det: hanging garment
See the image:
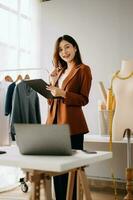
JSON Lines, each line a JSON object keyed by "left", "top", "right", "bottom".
{"left": 0, "top": 80, "right": 11, "bottom": 145}
{"left": 11, "top": 81, "right": 41, "bottom": 140}
{"left": 4, "top": 82, "right": 16, "bottom": 140}
{"left": 5, "top": 82, "right": 16, "bottom": 116}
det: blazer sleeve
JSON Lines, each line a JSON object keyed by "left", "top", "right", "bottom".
{"left": 63, "top": 66, "right": 92, "bottom": 106}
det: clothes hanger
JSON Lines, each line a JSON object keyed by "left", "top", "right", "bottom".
{"left": 15, "top": 74, "right": 23, "bottom": 83}
{"left": 5, "top": 75, "right": 14, "bottom": 82}
{"left": 24, "top": 74, "right": 30, "bottom": 80}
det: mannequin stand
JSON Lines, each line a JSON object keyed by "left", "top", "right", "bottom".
{"left": 124, "top": 168, "right": 133, "bottom": 200}
{"left": 123, "top": 129, "right": 133, "bottom": 200}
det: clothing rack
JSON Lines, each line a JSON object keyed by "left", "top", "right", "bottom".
{"left": 0, "top": 67, "right": 43, "bottom": 72}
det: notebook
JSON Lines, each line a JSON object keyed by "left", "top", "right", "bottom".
{"left": 14, "top": 124, "right": 72, "bottom": 156}
{"left": 24, "top": 79, "right": 55, "bottom": 99}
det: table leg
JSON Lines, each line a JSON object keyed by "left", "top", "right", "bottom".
{"left": 78, "top": 167, "right": 92, "bottom": 200}
{"left": 28, "top": 171, "right": 59, "bottom": 200}
{"left": 66, "top": 170, "right": 76, "bottom": 200}
{"left": 27, "top": 167, "right": 92, "bottom": 200}
{"left": 43, "top": 174, "right": 52, "bottom": 200}
{"left": 29, "top": 171, "right": 41, "bottom": 200}
{"left": 77, "top": 170, "right": 83, "bottom": 200}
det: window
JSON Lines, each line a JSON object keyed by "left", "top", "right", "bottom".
{"left": 0, "top": 0, "right": 41, "bottom": 70}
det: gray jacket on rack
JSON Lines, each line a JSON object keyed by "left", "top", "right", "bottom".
{"left": 11, "top": 81, "right": 41, "bottom": 139}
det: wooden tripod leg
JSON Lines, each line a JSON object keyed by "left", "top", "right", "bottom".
{"left": 77, "top": 170, "right": 83, "bottom": 200}
{"left": 66, "top": 170, "right": 76, "bottom": 200}
{"left": 43, "top": 174, "right": 52, "bottom": 200}
{"left": 29, "top": 171, "right": 41, "bottom": 200}
{"left": 78, "top": 168, "right": 92, "bottom": 200}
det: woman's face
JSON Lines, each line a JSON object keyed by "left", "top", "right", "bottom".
{"left": 59, "top": 40, "right": 77, "bottom": 64}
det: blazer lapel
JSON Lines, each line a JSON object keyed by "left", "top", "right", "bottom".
{"left": 62, "top": 65, "right": 81, "bottom": 89}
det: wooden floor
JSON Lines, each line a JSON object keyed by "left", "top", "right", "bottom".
{"left": 0, "top": 185, "right": 126, "bottom": 200}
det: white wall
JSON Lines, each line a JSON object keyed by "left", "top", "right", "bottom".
{"left": 41, "top": 0, "right": 133, "bottom": 133}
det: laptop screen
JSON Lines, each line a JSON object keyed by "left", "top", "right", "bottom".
{"left": 14, "top": 124, "right": 72, "bottom": 156}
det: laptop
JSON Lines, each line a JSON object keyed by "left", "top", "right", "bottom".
{"left": 14, "top": 124, "right": 72, "bottom": 156}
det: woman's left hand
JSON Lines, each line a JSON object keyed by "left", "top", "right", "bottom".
{"left": 46, "top": 85, "right": 66, "bottom": 98}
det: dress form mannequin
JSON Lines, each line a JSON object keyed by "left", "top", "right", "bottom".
{"left": 112, "top": 60, "right": 133, "bottom": 141}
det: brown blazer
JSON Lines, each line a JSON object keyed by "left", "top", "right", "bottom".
{"left": 46, "top": 64, "right": 92, "bottom": 136}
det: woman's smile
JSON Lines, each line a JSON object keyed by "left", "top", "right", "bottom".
{"left": 59, "top": 40, "right": 77, "bottom": 63}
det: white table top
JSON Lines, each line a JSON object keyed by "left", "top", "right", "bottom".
{"left": 0, "top": 145, "right": 112, "bottom": 172}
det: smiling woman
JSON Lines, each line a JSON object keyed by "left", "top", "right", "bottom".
{"left": 46, "top": 34, "right": 92, "bottom": 200}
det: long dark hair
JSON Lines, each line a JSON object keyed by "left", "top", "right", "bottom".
{"left": 53, "top": 35, "right": 82, "bottom": 70}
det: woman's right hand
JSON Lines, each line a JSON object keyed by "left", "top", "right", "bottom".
{"left": 49, "top": 75, "right": 57, "bottom": 86}
{"left": 46, "top": 85, "right": 66, "bottom": 98}
{"left": 49, "top": 69, "right": 58, "bottom": 86}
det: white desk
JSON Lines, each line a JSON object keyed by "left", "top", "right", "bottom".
{"left": 0, "top": 145, "right": 112, "bottom": 200}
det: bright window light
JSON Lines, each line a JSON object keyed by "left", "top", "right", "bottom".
{"left": 0, "top": 0, "right": 18, "bottom": 11}
{"left": 20, "top": 0, "right": 30, "bottom": 16}
{"left": 9, "top": 13, "right": 18, "bottom": 47}
{"left": 0, "top": 0, "right": 41, "bottom": 70}
{"left": 20, "top": 17, "right": 31, "bottom": 50}
{"left": 0, "top": 8, "right": 8, "bottom": 44}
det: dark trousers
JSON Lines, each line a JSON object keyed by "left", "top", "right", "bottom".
{"left": 54, "top": 134, "right": 84, "bottom": 200}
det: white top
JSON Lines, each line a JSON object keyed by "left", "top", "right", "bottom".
{"left": 58, "top": 66, "right": 72, "bottom": 88}
{"left": 0, "top": 145, "right": 112, "bottom": 172}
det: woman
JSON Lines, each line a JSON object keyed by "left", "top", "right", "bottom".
{"left": 46, "top": 35, "right": 92, "bottom": 200}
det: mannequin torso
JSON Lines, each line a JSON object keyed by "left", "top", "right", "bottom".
{"left": 112, "top": 60, "right": 133, "bottom": 141}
